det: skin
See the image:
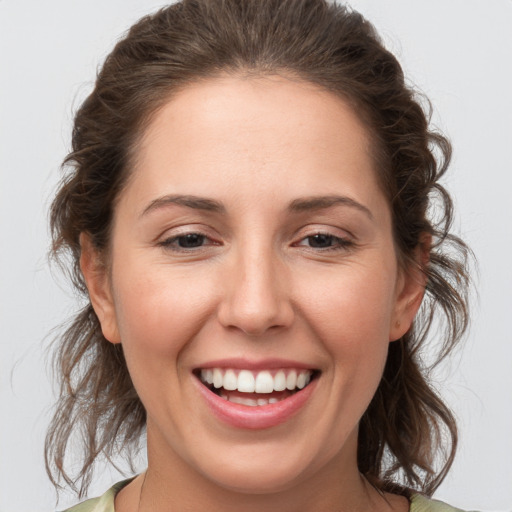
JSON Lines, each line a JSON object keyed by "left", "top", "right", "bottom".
{"left": 81, "top": 75, "right": 425, "bottom": 512}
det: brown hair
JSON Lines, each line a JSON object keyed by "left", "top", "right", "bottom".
{"left": 47, "top": 0, "right": 471, "bottom": 498}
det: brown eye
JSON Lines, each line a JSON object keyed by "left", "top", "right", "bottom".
{"left": 294, "top": 232, "right": 354, "bottom": 253}
{"left": 307, "top": 234, "right": 336, "bottom": 248}
{"left": 160, "top": 233, "right": 212, "bottom": 251}
{"left": 176, "top": 233, "right": 207, "bottom": 248}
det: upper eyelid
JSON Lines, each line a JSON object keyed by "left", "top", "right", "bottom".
{"left": 294, "top": 233, "right": 352, "bottom": 248}
{"left": 297, "top": 232, "right": 349, "bottom": 241}
{"left": 157, "top": 223, "right": 219, "bottom": 240}
{"left": 158, "top": 233, "right": 220, "bottom": 254}
{"left": 160, "top": 232, "right": 217, "bottom": 244}
{"left": 292, "top": 224, "right": 354, "bottom": 240}
{"left": 155, "top": 223, "right": 354, "bottom": 243}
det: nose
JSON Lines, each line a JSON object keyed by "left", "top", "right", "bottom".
{"left": 217, "top": 247, "right": 294, "bottom": 337}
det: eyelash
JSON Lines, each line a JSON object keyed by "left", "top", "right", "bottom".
{"left": 158, "top": 231, "right": 353, "bottom": 253}
{"left": 158, "top": 232, "right": 218, "bottom": 252}
{"left": 294, "top": 233, "right": 354, "bottom": 252}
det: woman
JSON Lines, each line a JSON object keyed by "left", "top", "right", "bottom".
{"left": 46, "top": 1, "right": 471, "bottom": 510}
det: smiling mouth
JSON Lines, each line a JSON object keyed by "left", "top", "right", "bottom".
{"left": 196, "top": 368, "right": 319, "bottom": 406}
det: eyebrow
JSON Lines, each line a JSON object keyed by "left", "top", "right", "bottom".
{"left": 140, "top": 193, "right": 373, "bottom": 220}
{"left": 141, "top": 194, "right": 226, "bottom": 217}
{"left": 288, "top": 195, "right": 374, "bottom": 220}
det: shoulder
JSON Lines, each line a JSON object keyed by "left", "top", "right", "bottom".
{"left": 410, "top": 494, "right": 477, "bottom": 512}
{"left": 60, "top": 479, "right": 134, "bottom": 512}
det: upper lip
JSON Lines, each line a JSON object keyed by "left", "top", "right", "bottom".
{"left": 194, "top": 358, "right": 317, "bottom": 371}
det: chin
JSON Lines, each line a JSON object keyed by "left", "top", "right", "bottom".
{"left": 186, "top": 435, "right": 334, "bottom": 497}
{"left": 204, "top": 461, "right": 308, "bottom": 495}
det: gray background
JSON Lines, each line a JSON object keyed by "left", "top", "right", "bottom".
{"left": 1, "top": 1, "right": 511, "bottom": 510}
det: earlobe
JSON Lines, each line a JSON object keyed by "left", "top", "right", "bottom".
{"left": 389, "top": 234, "right": 431, "bottom": 342}
{"left": 79, "top": 233, "right": 121, "bottom": 344}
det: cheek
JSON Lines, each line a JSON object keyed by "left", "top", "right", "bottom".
{"left": 110, "top": 261, "right": 219, "bottom": 365}
{"left": 296, "top": 261, "right": 397, "bottom": 413}
{"left": 109, "top": 264, "right": 223, "bottom": 422}
{"left": 298, "top": 263, "right": 397, "bottom": 348}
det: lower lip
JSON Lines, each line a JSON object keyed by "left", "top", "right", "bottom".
{"left": 195, "top": 377, "right": 318, "bottom": 430}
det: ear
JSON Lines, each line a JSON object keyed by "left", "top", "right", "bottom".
{"left": 80, "top": 233, "right": 121, "bottom": 344}
{"left": 389, "top": 233, "right": 431, "bottom": 342}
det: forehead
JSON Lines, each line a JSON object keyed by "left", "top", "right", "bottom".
{"left": 138, "top": 74, "right": 373, "bottom": 159}
{"left": 124, "top": 74, "right": 386, "bottom": 216}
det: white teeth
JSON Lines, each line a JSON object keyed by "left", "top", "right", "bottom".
{"left": 201, "top": 369, "right": 214, "bottom": 385}
{"left": 237, "top": 370, "right": 255, "bottom": 392}
{"left": 213, "top": 368, "right": 223, "bottom": 389}
{"left": 200, "top": 368, "right": 314, "bottom": 394}
{"left": 229, "top": 396, "right": 258, "bottom": 406}
{"left": 223, "top": 369, "right": 238, "bottom": 391}
{"left": 218, "top": 394, "right": 269, "bottom": 406}
{"left": 254, "top": 371, "right": 274, "bottom": 393}
{"left": 274, "top": 370, "right": 287, "bottom": 391}
{"left": 297, "top": 372, "right": 307, "bottom": 389}
{"left": 286, "top": 370, "right": 297, "bottom": 390}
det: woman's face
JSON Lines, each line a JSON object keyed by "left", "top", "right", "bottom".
{"left": 84, "top": 76, "right": 422, "bottom": 495}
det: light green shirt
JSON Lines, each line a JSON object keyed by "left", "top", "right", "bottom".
{"left": 62, "top": 479, "right": 470, "bottom": 512}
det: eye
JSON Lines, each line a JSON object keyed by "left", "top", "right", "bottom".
{"left": 295, "top": 233, "right": 353, "bottom": 251}
{"left": 175, "top": 233, "right": 207, "bottom": 248}
{"left": 159, "top": 232, "right": 218, "bottom": 251}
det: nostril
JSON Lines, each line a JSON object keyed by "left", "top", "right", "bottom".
{"left": 217, "top": 297, "right": 294, "bottom": 336}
